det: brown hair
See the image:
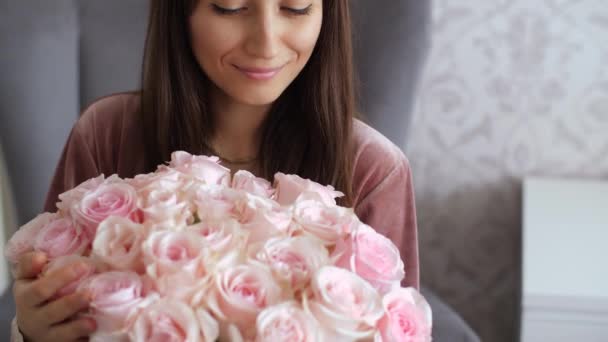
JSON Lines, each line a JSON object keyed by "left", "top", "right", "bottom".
{"left": 140, "top": 0, "right": 357, "bottom": 207}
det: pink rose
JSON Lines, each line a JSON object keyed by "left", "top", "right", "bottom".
{"left": 253, "top": 236, "right": 329, "bottom": 291}
{"left": 333, "top": 223, "right": 405, "bottom": 294}
{"left": 143, "top": 230, "right": 208, "bottom": 279}
{"left": 304, "top": 266, "right": 384, "bottom": 341}
{"left": 223, "top": 190, "right": 274, "bottom": 224}
{"left": 205, "top": 264, "right": 282, "bottom": 339}
{"left": 232, "top": 170, "right": 275, "bottom": 198}
{"left": 34, "top": 217, "right": 91, "bottom": 259}
{"left": 255, "top": 302, "right": 322, "bottom": 342}
{"left": 143, "top": 231, "right": 209, "bottom": 301}
{"left": 273, "top": 173, "right": 344, "bottom": 206}
{"left": 242, "top": 204, "right": 293, "bottom": 245}
{"left": 55, "top": 174, "right": 106, "bottom": 213}
{"left": 188, "top": 218, "right": 247, "bottom": 256}
{"left": 169, "top": 151, "right": 231, "bottom": 186}
{"left": 77, "top": 271, "right": 151, "bottom": 333}
{"left": 42, "top": 255, "right": 96, "bottom": 299}
{"left": 193, "top": 187, "right": 292, "bottom": 243}
{"left": 128, "top": 167, "right": 183, "bottom": 190}
{"left": 127, "top": 171, "right": 158, "bottom": 190}
{"left": 292, "top": 196, "right": 358, "bottom": 246}
{"left": 129, "top": 299, "right": 219, "bottom": 342}
{"left": 92, "top": 216, "right": 147, "bottom": 273}
{"left": 135, "top": 170, "right": 193, "bottom": 225}
{"left": 89, "top": 331, "right": 130, "bottom": 342}
{"left": 71, "top": 180, "right": 141, "bottom": 238}
{"left": 4, "top": 212, "right": 56, "bottom": 264}
{"left": 192, "top": 186, "right": 241, "bottom": 222}
{"left": 375, "top": 288, "right": 433, "bottom": 342}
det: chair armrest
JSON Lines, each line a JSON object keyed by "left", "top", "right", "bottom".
{"left": 421, "top": 286, "right": 481, "bottom": 342}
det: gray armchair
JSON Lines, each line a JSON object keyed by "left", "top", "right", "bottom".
{"left": 0, "top": 1, "right": 480, "bottom": 341}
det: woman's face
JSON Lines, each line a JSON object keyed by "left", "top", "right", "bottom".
{"left": 189, "top": 0, "right": 323, "bottom": 107}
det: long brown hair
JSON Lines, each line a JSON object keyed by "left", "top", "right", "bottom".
{"left": 140, "top": 0, "right": 357, "bottom": 207}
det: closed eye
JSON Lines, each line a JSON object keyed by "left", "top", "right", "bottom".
{"left": 211, "top": 4, "right": 313, "bottom": 16}
{"left": 282, "top": 4, "right": 313, "bottom": 16}
{"left": 211, "top": 4, "right": 245, "bottom": 15}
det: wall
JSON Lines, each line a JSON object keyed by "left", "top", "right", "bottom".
{"left": 408, "top": 1, "right": 608, "bottom": 341}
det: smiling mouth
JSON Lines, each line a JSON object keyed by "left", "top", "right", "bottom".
{"left": 234, "top": 64, "right": 284, "bottom": 81}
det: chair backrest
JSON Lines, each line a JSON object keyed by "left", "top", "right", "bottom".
{"left": 77, "top": 0, "right": 149, "bottom": 107}
{"left": 350, "top": 1, "right": 431, "bottom": 148}
{"left": 0, "top": 0, "right": 431, "bottom": 224}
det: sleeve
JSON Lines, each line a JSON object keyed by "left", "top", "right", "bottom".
{"left": 354, "top": 157, "right": 420, "bottom": 290}
{"left": 42, "top": 120, "right": 100, "bottom": 213}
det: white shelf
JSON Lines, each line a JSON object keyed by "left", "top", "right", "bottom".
{"left": 521, "top": 177, "right": 608, "bottom": 342}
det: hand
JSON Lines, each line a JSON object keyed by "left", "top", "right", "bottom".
{"left": 12, "top": 252, "right": 96, "bottom": 342}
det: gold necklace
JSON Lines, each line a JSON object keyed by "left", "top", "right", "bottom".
{"left": 205, "top": 143, "right": 259, "bottom": 165}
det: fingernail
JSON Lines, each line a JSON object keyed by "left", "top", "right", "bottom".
{"left": 34, "top": 252, "right": 47, "bottom": 265}
{"left": 87, "top": 318, "right": 97, "bottom": 331}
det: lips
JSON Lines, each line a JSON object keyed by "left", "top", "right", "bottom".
{"left": 234, "top": 64, "right": 284, "bottom": 81}
{"left": 235, "top": 65, "right": 284, "bottom": 73}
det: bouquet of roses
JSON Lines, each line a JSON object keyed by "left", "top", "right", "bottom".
{"left": 5, "top": 151, "right": 432, "bottom": 341}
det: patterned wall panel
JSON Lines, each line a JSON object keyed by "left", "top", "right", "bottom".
{"left": 408, "top": 1, "right": 608, "bottom": 341}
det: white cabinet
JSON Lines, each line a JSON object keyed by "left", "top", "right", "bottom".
{"left": 0, "top": 142, "right": 18, "bottom": 295}
{"left": 521, "top": 178, "right": 608, "bottom": 342}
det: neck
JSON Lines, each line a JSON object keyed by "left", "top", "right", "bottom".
{"left": 209, "top": 87, "right": 271, "bottom": 161}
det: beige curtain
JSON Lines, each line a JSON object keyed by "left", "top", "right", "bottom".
{"left": 0, "top": 142, "right": 18, "bottom": 295}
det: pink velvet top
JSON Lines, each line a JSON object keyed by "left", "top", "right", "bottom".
{"left": 43, "top": 93, "right": 420, "bottom": 289}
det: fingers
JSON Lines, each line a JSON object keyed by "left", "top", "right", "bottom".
{"left": 48, "top": 317, "right": 96, "bottom": 341}
{"left": 13, "top": 252, "right": 47, "bottom": 279}
{"left": 40, "top": 290, "right": 92, "bottom": 323}
{"left": 23, "top": 262, "right": 90, "bottom": 307}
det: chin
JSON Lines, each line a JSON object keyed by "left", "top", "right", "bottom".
{"left": 230, "top": 89, "right": 284, "bottom": 107}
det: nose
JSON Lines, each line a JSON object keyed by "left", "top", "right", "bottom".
{"left": 244, "top": 9, "right": 281, "bottom": 60}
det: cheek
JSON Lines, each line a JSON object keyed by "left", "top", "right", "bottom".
{"left": 288, "top": 20, "right": 323, "bottom": 61}
{"left": 189, "top": 16, "right": 241, "bottom": 71}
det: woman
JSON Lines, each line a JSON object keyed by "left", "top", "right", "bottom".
{"left": 11, "top": 0, "right": 419, "bottom": 340}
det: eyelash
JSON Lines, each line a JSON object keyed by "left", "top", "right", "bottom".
{"left": 211, "top": 4, "right": 312, "bottom": 16}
